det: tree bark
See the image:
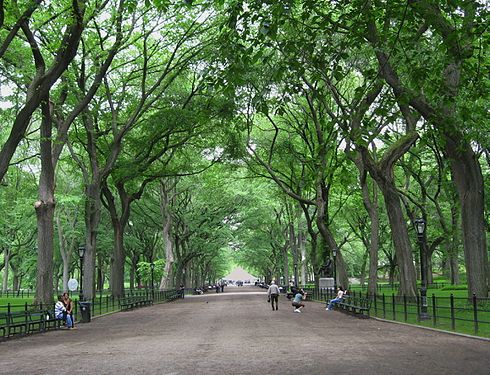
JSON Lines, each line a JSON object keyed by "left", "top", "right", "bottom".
{"left": 35, "top": 99, "right": 56, "bottom": 306}
{"left": 159, "top": 180, "right": 175, "bottom": 290}
{"left": 2, "top": 248, "right": 8, "bottom": 292}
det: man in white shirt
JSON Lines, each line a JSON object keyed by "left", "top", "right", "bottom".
{"left": 326, "top": 287, "right": 345, "bottom": 311}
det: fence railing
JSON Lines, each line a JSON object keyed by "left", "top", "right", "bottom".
{"left": 0, "top": 288, "right": 174, "bottom": 299}
{"left": 0, "top": 289, "right": 181, "bottom": 340}
{"left": 304, "top": 287, "right": 490, "bottom": 338}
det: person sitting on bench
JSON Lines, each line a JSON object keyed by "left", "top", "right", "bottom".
{"left": 55, "top": 295, "right": 74, "bottom": 329}
{"left": 326, "top": 286, "right": 345, "bottom": 311}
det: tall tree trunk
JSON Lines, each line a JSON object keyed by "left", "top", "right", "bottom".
{"left": 448, "top": 146, "right": 488, "bottom": 296}
{"left": 159, "top": 180, "right": 175, "bottom": 290}
{"left": 35, "top": 99, "right": 56, "bottom": 306}
{"left": 381, "top": 183, "right": 417, "bottom": 296}
{"left": 129, "top": 260, "right": 135, "bottom": 290}
{"left": 55, "top": 214, "right": 70, "bottom": 293}
{"left": 110, "top": 222, "right": 125, "bottom": 297}
{"left": 359, "top": 250, "right": 368, "bottom": 287}
{"left": 97, "top": 253, "right": 104, "bottom": 291}
{"left": 353, "top": 152, "right": 380, "bottom": 295}
{"left": 83, "top": 183, "right": 102, "bottom": 300}
{"left": 289, "top": 220, "right": 297, "bottom": 285}
{"left": 336, "top": 250, "right": 349, "bottom": 289}
{"left": 13, "top": 274, "right": 20, "bottom": 291}
{"left": 2, "top": 248, "right": 8, "bottom": 292}
{"left": 358, "top": 131, "right": 418, "bottom": 297}
{"left": 298, "top": 222, "right": 307, "bottom": 287}
{"left": 102, "top": 184, "right": 128, "bottom": 298}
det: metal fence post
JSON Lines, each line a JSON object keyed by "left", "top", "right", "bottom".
{"left": 473, "top": 293, "right": 478, "bottom": 335}
{"left": 392, "top": 293, "right": 396, "bottom": 320}
{"left": 7, "top": 303, "right": 11, "bottom": 337}
{"left": 403, "top": 294, "right": 407, "bottom": 322}
{"left": 416, "top": 294, "right": 420, "bottom": 321}
{"left": 432, "top": 294, "right": 436, "bottom": 327}
{"left": 450, "top": 294, "right": 455, "bottom": 331}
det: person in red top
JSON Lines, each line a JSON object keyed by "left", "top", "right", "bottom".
{"left": 62, "top": 292, "right": 75, "bottom": 328}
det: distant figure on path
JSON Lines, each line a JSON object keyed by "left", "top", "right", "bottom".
{"left": 179, "top": 284, "right": 185, "bottom": 299}
{"left": 55, "top": 295, "right": 74, "bottom": 329}
{"left": 215, "top": 284, "right": 220, "bottom": 293}
{"left": 267, "top": 281, "right": 280, "bottom": 311}
{"left": 326, "top": 286, "right": 345, "bottom": 311}
{"left": 292, "top": 289, "right": 306, "bottom": 313}
{"left": 220, "top": 282, "right": 225, "bottom": 293}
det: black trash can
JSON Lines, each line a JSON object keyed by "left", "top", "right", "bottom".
{"left": 79, "top": 301, "right": 91, "bottom": 323}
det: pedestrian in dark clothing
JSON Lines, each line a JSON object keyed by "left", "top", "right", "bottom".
{"left": 267, "top": 281, "right": 281, "bottom": 311}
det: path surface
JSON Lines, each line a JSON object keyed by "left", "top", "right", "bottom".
{"left": 1, "top": 286, "right": 489, "bottom": 375}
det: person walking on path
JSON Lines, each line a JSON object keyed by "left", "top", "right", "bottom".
{"left": 55, "top": 295, "right": 74, "bottom": 329}
{"left": 326, "top": 286, "right": 345, "bottom": 311}
{"left": 292, "top": 289, "right": 306, "bottom": 313}
{"left": 267, "top": 281, "right": 281, "bottom": 311}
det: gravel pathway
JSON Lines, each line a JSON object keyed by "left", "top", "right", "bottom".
{"left": 0, "top": 287, "right": 489, "bottom": 375}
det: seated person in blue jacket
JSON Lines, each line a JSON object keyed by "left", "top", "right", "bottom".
{"left": 55, "top": 295, "right": 74, "bottom": 329}
{"left": 326, "top": 286, "right": 345, "bottom": 311}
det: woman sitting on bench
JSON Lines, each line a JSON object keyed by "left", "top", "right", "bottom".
{"left": 55, "top": 295, "right": 74, "bottom": 329}
{"left": 326, "top": 286, "right": 345, "bottom": 311}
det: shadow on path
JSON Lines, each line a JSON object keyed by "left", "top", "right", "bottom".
{"left": 0, "top": 286, "right": 489, "bottom": 375}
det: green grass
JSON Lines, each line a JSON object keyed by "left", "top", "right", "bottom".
{"left": 368, "top": 296, "right": 490, "bottom": 338}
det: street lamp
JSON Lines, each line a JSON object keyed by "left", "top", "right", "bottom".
{"left": 414, "top": 218, "right": 430, "bottom": 320}
{"left": 150, "top": 262, "right": 155, "bottom": 299}
{"left": 78, "top": 245, "right": 86, "bottom": 301}
{"left": 293, "top": 262, "right": 298, "bottom": 288}
{"left": 332, "top": 248, "right": 338, "bottom": 291}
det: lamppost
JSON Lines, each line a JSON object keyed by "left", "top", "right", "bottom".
{"left": 414, "top": 218, "right": 430, "bottom": 320}
{"left": 293, "top": 262, "right": 298, "bottom": 288}
{"left": 78, "top": 245, "right": 86, "bottom": 301}
{"left": 150, "top": 262, "right": 155, "bottom": 299}
{"left": 332, "top": 248, "right": 338, "bottom": 291}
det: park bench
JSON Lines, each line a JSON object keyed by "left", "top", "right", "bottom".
{"left": 119, "top": 296, "right": 153, "bottom": 311}
{"left": 0, "top": 311, "right": 31, "bottom": 336}
{"left": 43, "top": 309, "right": 63, "bottom": 331}
{"left": 0, "top": 310, "right": 58, "bottom": 339}
{"left": 336, "top": 296, "right": 372, "bottom": 318}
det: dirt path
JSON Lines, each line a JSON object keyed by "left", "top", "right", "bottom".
{"left": 1, "top": 287, "right": 489, "bottom": 375}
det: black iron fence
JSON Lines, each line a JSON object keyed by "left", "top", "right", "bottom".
{"left": 0, "top": 288, "right": 167, "bottom": 299}
{"left": 304, "top": 287, "right": 490, "bottom": 338}
{"left": 0, "top": 289, "right": 181, "bottom": 340}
